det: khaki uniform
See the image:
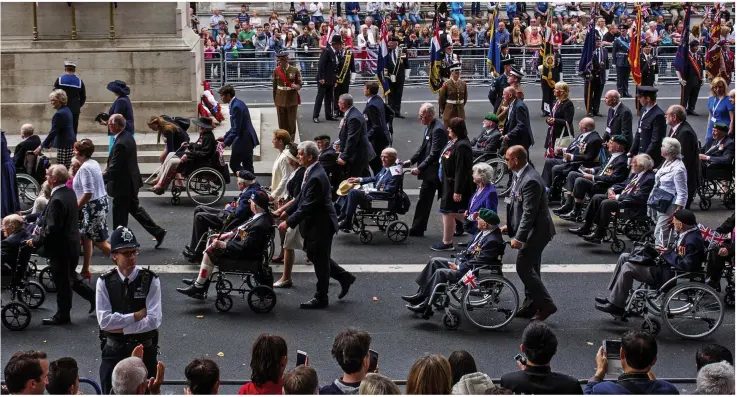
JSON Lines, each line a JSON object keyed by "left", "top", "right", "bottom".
{"left": 438, "top": 77, "right": 468, "bottom": 127}
{"left": 272, "top": 64, "right": 302, "bottom": 139}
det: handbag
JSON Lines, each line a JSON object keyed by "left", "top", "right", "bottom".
{"left": 647, "top": 187, "right": 675, "bottom": 213}
{"left": 627, "top": 242, "right": 660, "bottom": 267}
{"left": 553, "top": 121, "right": 574, "bottom": 152}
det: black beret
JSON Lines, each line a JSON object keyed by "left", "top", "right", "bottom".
{"left": 673, "top": 209, "right": 697, "bottom": 226}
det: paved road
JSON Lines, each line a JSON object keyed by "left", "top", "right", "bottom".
{"left": 2, "top": 273, "right": 733, "bottom": 394}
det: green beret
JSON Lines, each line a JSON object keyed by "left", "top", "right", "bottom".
{"left": 478, "top": 208, "right": 500, "bottom": 225}
{"left": 484, "top": 113, "right": 499, "bottom": 122}
{"left": 611, "top": 135, "right": 629, "bottom": 147}
{"left": 713, "top": 122, "right": 729, "bottom": 132}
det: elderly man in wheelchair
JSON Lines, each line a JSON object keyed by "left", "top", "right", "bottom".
{"left": 699, "top": 123, "right": 735, "bottom": 177}
{"left": 401, "top": 209, "right": 505, "bottom": 316}
{"left": 595, "top": 209, "right": 705, "bottom": 316}
{"left": 177, "top": 191, "right": 274, "bottom": 299}
{"left": 1, "top": 215, "right": 30, "bottom": 285}
{"left": 336, "top": 147, "right": 403, "bottom": 232}
{"left": 470, "top": 113, "right": 503, "bottom": 163}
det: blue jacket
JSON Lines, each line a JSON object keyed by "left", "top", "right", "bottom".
{"left": 358, "top": 166, "right": 402, "bottom": 197}
{"left": 450, "top": 2, "right": 464, "bottom": 13}
{"left": 585, "top": 375, "right": 678, "bottom": 395}
{"left": 661, "top": 228, "right": 705, "bottom": 273}
{"left": 109, "top": 95, "right": 135, "bottom": 135}
{"left": 468, "top": 184, "right": 498, "bottom": 215}
{"left": 224, "top": 97, "right": 259, "bottom": 153}
{"left": 225, "top": 182, "right": 262, "bottom": 223}
{"left": 42, "top": 106, "right": 75, "bottom": 149}
{"left": 345, "top": 2, "right": 360, "bottom": 13}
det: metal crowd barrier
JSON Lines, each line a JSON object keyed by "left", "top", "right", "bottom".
{"left": 205, "top": 44, "right": 711, "bottom": 89}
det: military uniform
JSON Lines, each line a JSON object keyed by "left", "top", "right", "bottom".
{"left": 96, "top": 227, "right": 162, "bottom": 395}
{"left": 53, "top": 61, "right": 86, "bottom": 136}
{"left": 438, "top": 75, "right": 468, "bottom": 127}
{"left": 333, "top": 48, "right": 355, "bottom": 118}
{"left": 680, "top": 41, "right": 704, "bottom": 115}
{"left": 272, "top": 53, "right": 302, "bottom": 140}
{"left": 439, "top": 49, "right": 459, "bottom": 81}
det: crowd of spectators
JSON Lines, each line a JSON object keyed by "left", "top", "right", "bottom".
{"left": 3, "top": 325, "right": 734, "bottom": 395}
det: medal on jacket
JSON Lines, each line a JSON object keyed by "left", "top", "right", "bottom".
{"left": 678, "top": 245, "right": 685, "bottom": 257}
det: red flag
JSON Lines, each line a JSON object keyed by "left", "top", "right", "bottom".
{"left": 706, "top": 7, "right": 727, "bottom": 80}
{"left": 628, "top": 5, "right": 643, "bottom": 86}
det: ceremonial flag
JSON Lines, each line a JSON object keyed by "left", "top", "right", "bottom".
{"left": 674, "top": 4, "right": 693, "bottom": 79}
{"left": 628, "top": 4, "right": 643, "bottom": 86}
{"left": 706, "top": 4, "right": 726, "bottom": 80}
{"left": 375, "top": 14, "right": 390, "bottom": 96}
{"left": 428, "top": 10, "right": 444, "bottom": 93}
{"left": 486, "top": 9, "right": 501, "bottom": 77}
{"left": 541, "top": 7, "right": 556, "bottom": 88}
{"left": 326, "top": 10, "right": 336, "bottom": 41}
{"left": 577, "top": 3, "right": 598, "bottom": 76}
{"left": 461, "top": 270, "right": 478, "bottom": 288}
{"left": 699, "top": 223, "right": 729, "bottom": 248}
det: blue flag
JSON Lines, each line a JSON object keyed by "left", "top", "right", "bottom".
{"left": 486, "top": 10, "right": 501, "bottom": 76}
{"left": 674, "top": 4, "right": 692, "bottom": 76}
{"left": 578, "top": 5, "right": 598, "bottom": 75}
{"left": 428, "top": 12, "right": 444, "bottom": 93}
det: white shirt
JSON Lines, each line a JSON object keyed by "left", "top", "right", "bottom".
{"left": 669, "top": 122, "right": 682, "bottom": 137}
{"left": 73, "top": 160, "right": 107, "bottom": 201}
{"left": 310, "top": 2, "right": 323, "bottom": 16}
{"left": 271, "top": 150, "right": 294, "bottom": 198}
{"left": 96, "top": 267, "right": 162, "bottom": 335}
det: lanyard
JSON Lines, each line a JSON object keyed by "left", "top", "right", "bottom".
{"left": 638, "top": 106, "right": 651, "bottom": 129}
{"left": 712, "top": 97, "right": 724, "bottom": 115}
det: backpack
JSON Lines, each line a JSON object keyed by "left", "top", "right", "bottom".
{"left": 392, "top": 190, "right": 412, "bottom": 215}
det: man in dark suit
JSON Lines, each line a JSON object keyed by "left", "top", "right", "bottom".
{"left": 278, "top": 141, "right": 356, "bottom": 309}
{"left": 12, "top": 124, "right": 41, "bottom": 171}
{"left": 612, "top": 29, "right": 631, "bottom": 98}
{"left": 316, "top": 135, "right": 341, "bottom": 199}
{"left": 386, "top": 36, "right": 407, "bottom": 118}
{"left": 629, "top": 86, "right": 666, "bottom": 167}
{"left": 700, "top": 123, "right": 735, "bottom": 175}
{"left": 541, "top": 117, "right": 603, "bottom": 189}
{"left": 26, "top": 165, "right": 94, "bottom": 325}
{"left": 313, "top": 35, "right": 343, "bottom": 123}
{"left": 336, "top": 94, "right": 376, "bottom": 178}
{"left": 402, "top": 209, "right": 506, "bottom": 314}
{"left": 677, "top": 40, "right": 705, "bottom": 116}
{"left": 404, "top": 103, "right": 447, "bottom": 236}
{"left": 602, "top": 90, "right": 633, "bottom": 145}
{"left": 105, "top": 114, "right": 166, "bottom": 247}
{"left": 218, "top": 85, "right": 260, "bottom": 174}
{"left": 363, "top": 82, "right": 391, "bottom": 175}
{"left": 338, "top": 148, "right": 402, "bottom": 231}
{"left": 555, "top": 135, "right": 630, "bottom": 220}
{"left": 488, "top": 58, "right": 513, "bottom": 112}
{"left": 502, "top": 146, "right": 557, "bottom": 321}
{"left": 571, "top": 154, "right": 656, "bottom": 242}
{"left": 666, "top": 105, "right": 701, "bottom": 210}
{"left": 584, "top": 36, "right": 608, "bottom": 117}
{"left": 53, "top": 61, "right": 86, "bottom": 136}
{"left": 502, "top": 87, "right": 534, "bottom": 152}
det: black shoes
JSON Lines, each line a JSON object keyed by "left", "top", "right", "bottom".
{"left": 42, "top": 316, "right": 71, "bottom": 326}
{"left": 409, "top": 229, "right": 424, "bottom": 237}
{"left": 553, "top": 203, "right": 573, "bottom": 216}
{"left": 583, "top": 232, "right": 604, "bottom": 244}
{"left": 595, "top": 302, "right": 625, "bottom": 315}
{"left": 395, "top": 114, "right": 405, "bottom": 119}
{"left": 559, "top": 209, "right": 581, "bottom": 221}
{"left": 313, "top": 118, "right": 320, "bottom": 123}
{"left": 154, "top": 230, "right": 167, "bottom": 249}
{"left": 182, "top": 278, "right": 195, "bottom": 286}
{"left": 338, "top": 275, "right": 356, "bottom": 299}
{"left": 325, "top": 117, "right": 338, "bottom": 121}
{"left": 531, "top": 304, "right": 558, "bottom": 321}
{"left": 687, "top": 110, "right": 700, "bottom": 117}
{"left": 595, "top": 296, "right": 609, "bottom": 304}
{"left": 569, "top": 225, "right": 592, "bottom": 236}
{"left": 402, "top": 293, "right": 425, "bottom": 305}
{"left": 300, "top": 297, "right": 329, "bottom": 309}
{"left": 177, "top": 284, "right": 208, "bottom": 299}
{"left": 406, "top": 301, "right": 430, "bottom": 314}
{"left": 515, "top": 305, "right": 537, "bottom": 319}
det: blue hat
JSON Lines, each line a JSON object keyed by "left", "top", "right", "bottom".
{"left": 106, "top": 80, "right": 130, "bottom": 96}
{"left": 110, "top": 226, "right": 140, "bottom": 252}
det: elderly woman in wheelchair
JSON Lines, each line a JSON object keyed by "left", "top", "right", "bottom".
{"left": 2, "top": 215, "right": 30, "bottom": 283}
{"left": 402, "top": 209, "right": 504, "bottom": 316}
{"left": 177, "top": 191, "right": 274, "bottom": 299}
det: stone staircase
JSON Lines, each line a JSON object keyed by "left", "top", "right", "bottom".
{"left": 6, "top": 106, "right": 295, "bottom": 176}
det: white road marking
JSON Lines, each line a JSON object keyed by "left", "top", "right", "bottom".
{"left": 139, "top": 189, "right": 424, "bottom": 198}
{"left": 85, "top": 264, "right": 616, "bottom": 274}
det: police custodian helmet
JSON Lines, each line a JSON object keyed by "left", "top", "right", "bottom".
{"left": 110, "top": 226, "right": 140, "bottom": 252}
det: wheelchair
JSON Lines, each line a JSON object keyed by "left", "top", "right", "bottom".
{"left": 697, "top": 164, "right": 735, "bottom": 211}
{"left": 603, "top": 202, "right": 655, "bottom": 254}
{"left": 1, "top": 246, "right": 46, "bottom": 331}
{"left": 472, "top": 151, "right": 511, "bottom": 197}
{"left": 190, "top": 213, "right": 277, "bottom": 264}
{"left": 415, "top": 244, "right": 520, "bottom": 331}
{"left": 347, "top": 171, "right": 411, "bottom": 245}
{"left": 607, "top": 247, "right": 725, "bottom": 340}
{"left": 15, "top": 151, "right": 50, "bottom": 215}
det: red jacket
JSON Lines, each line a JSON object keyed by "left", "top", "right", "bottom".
{"left": 238, "top": 379, "right": 283, "bottom": 395}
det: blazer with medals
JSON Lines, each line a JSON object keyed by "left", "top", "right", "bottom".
{"left": 590, "top": 153, "right": 629, "bottom": 190}
{"left": 385, "top": 46, "right": 407, "bottom": 85}
{"left": 409, "top": 118, "right": 447, "bottom": 182}
{"left": 338, "top": 106, "right": 376, "bottom": 169}
{"left": 31, "top": 186, "right": 80, "bottom": 260}
{"left": 590, "top": 46, "right": 609, "bottom": 83}
{"left": 567, "top": 130, "right": 603, "bottom": 168}
{"left": 640, "top": 52, "right": 658, "bottom": 86}
{"left": 471, "top": 127, "right": 502, "bottom": 154}
{"left": 604, "top": 102, "right": 633, "bottom": 144}
{"left": 357, "top": 166, "right": 402, "bottom": 199}
{"left": 454, "top": 228, "right": 505, "bottom": 276}
{"left": 701, "top": 136, "right": 736, "bottom": 168}
{"left": 106, "top": 130, "right": 142, "bottom": 197}
{"left": 630, "top": 104, "right": 666, "bottom": 166}
{"left": 506, "top": 165, "right": 556, "bottom": 244}
{"left": 611, "top": 171, "right": 656, "bottom": 204}
{"left": 659, "top": 228, "right": 706, "bottom": 286}
{"left": 224, "top": 213, "right": 274, "bottom": 262}
{"left": 286, "top": 162, "right": 339, "bottom": 243}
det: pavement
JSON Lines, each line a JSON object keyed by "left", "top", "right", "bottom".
{"left": 2, "top": 82, "right": 734, "bottom": 391}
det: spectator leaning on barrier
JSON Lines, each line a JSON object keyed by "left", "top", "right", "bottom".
{"left": 184, "top": 358, "right": 220, "bottom": 395}
{"left": 449, "top": 350, "right": 478, "bottom": 386}
{"left": 359, "top": 373, "right": 401, "bottom": 395}
{"left": 585, "top": 330, "right": 678, "bottom": 395}
{"left": 501, "top": 321, "right": 582, "bottom": 395}
{"left": 283, "top": 365, "right": 319, "bottom": 395}
{"left": 46, "top": 357, "right": 79, "bottom": 395}
{"left": 112, "top": 356, "right": 164, "bottom": 395}
{"left": 3, "top": 350, "right": 49, "bottom": 395}
{"left": 320, "top": 327, "right": 373, "bottom": 395}
{"left": 695, "top": 361, "right": 735, "bottom": 395}
{"left": 406, "top": 354, "right": 453, "bottom": 395}
{"left": 239, "top": 334, "right": 288, "bottom": 395}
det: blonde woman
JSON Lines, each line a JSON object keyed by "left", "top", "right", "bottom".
{"left": 35, "top": 90, "right": 75, "bottom": 169}
{"left": 359, "top": 373, "right": 400, "bottom": 395}
{"left": 406, "top": 354, "right": 453, "bottom": 395}
{"left": 544, "top": 82, "right": 575, "bottom": 157}
{"left": 706, "top": 77, "right": 734, "bottom": 145}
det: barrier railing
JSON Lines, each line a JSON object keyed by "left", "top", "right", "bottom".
{"left": 204, "top": 43, "right": 722, "bottom": 89}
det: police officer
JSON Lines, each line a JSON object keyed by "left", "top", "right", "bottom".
{"left": 438, "top": 62, "right": 467, "bottom": 128}
{"left": 677, "top": 40, "right": 704, "bottom": 116}
{"left": 53, "top": 61, "right": 86, "bottom": 136}
{"left": 612, "top": 25, "right": 631, "bottom": 98}
{"left": 96, "top": 226, "right": 162, "bottom": 395}
{"left": 333, "top": 44, "right": 355, "bottom": 118}
{"left": 386, "top": 36, "right": 408, "bottom": 118}
{"left": 272, "top": 50, "right": 302, "bottom": 140}
{"left": 488, "top": 58, "right": 514, "bottom": 112}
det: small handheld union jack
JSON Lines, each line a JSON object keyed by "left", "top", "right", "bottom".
{"left": 461, "top": 270, "right": 478, "bottom": 288}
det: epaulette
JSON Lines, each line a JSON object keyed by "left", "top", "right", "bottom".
{"left": 100, "top": 268, "right": 118, "bottom": 279}
{"left": 139, "top": 267, "right": 159, "bottom": 279}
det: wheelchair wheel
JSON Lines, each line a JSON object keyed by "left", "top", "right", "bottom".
{"left": 351, "top": 217, "right": 362, "bottom": 233}
{"left": 603, "top": 229, "right": 613, "bottom": 243}
{"left": 38, "top": 267, "right": 57, "bottom": 293}
{"left": 637, "top": 232, "right": 655, "bottom": 246}
{"left": 699, "top": 198, "right": 712, "bottom": 211}
{"left": 2, "top": 302, "right": 32, "bottom": 331}
{"left": 16, "top": 174, "right": 40, "bottom": 215}
{"left": 359, "top": 230, "right": 373, "bottom": 244}
{"left": 610, "top": 239, "right": 626, "bottom": 254}
{"left": 247, "top": 286, "right": 277, "bottom": 313}
{"left": 215, "top": 278, "right": 233, "bottom": 295}
{"left": 386, "top": 221, "right": 409, "bottom": 244}
{"left": 27, "top": 260, "right": 38, "bottom": 278}
{"left": 702, "top": 180, "right": 718, "bottom": 198}
{"left": 662, "top": 282, "right": 724, "bottom": 340}
{"left": 487, "top": 158, "right": 511, "bottom": 196}
{"left": 442, "top": 312, "right": 461, "bottom": 330}
{"left": 186, "top": 167, "right": 226, "bottom": 206}
{"left": 20, "top": 281, "right": 45, "bottom": 309}
{"left": 623, "top": 220, "right": 648, "bottom": 241}
{"left": 462, "top": 276, "right": 519, "bottom": 330}
{"left": 641, "top": 318, "right": 661, "bottom": 336}
{"left": 723, "top": 189, "right": 734, "bottom": 209}
{"left": 215, "top": 294, "right": 234, "bottom": 312}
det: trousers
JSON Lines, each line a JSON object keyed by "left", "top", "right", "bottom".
{"left": 607, "top": 252, "right": 657, "bottom": 307}
{"left": 111, "top": 194, "right": 164, "bottom": 238}
{"left": 304, "top": 234, "right": 352, "bottom": 300}
{"left": 230, "top": 150, "right": 254, "bottom": 175}
{"left": 414, "top": 257, "right": 458, "bottom": 298}
{"left": 50, "top": 258, "right": 94, "bottom": 320}
{"left": 541, "top": 158, "right": 569, "bottom": 188}
{"left": 616, "top": 66, "right": 631, "bottom": 96}
{"left": 516, "top": 237, "right": 554, "bottom": 309}
{"left": 313, "top": 83, "right": 335, "bottom": 119}
{"left": 411, "top": 177, "right": 440, "bottom": 233}
{"left": 99, "top": 339, "right": 158, "bottom": 395}
{"left": 582, "top": 194, "right": 619, "bottom": 233}
{"left": 190, "top": 205, "right": 224, "bottom": 250}
{"left": 340, "top": 189, "right": 370, "bottom": 225}
{"left": 584, "top": 77, "right": 604, "bottom": 114}
{"left": 682, "top": 82, "right": 700, "bottom": 112}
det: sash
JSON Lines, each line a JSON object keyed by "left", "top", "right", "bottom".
{"left": 337, "top": 51, "right": 353, "bottom": 84}
{"left": 688, "top": 53, "right": 701, "bottom": 76}
{"left": 275, "top": 66, "right": 301, "bottom": 105}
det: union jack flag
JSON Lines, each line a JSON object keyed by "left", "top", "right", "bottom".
{"left": 461, "top": 270, "right": 478, "bottom": 288}
{"left": 699, "top": 224, "right": 729, "bottom": 248}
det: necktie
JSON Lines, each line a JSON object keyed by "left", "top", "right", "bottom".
{"left": 423, "top": 126, "right": 429, "bottom": 138}
{"left": 608, "top": 108, "right": 614, "bottom": 123}
{"left": 511, "top": 173, "right": 520, "bottom": 194}
{"left": 669, "top": 127, "right": 675, "bottom": 137}
{"left": 622, "top": 175, "right": 639, "bottom": 194}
